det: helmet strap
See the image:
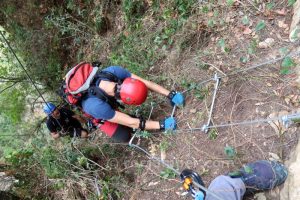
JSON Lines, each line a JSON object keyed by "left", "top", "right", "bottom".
{"left": 114, "top": 83, "right": 122, "bottom": 100}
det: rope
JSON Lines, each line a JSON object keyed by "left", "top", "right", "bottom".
{"left": 175, "top": 112, "right": 300, "bottom": 133}
{"left": 185, "top": 45, "right": 300, "bottom": 92}
{"left": 0, "top": 134, "right": 32, "bottom": 137}
{"left": 0, "top": 31, "right": 48, "bottom": 106}
{"left": 230, "top": 49, "right": 300, "bottom": 75}
{"left": 0, "top": 31, "right": 64, "bottom": 130}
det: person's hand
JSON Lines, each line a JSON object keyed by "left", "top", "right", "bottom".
{"left": 159, "top": 117, "right": 177, "bottom": 130}
{"left": 168, "top": 90, "right": 185, "bottom": 106}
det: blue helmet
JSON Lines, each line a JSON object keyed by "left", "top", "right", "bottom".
{"left": 43, "top": 102, "right": 56, "bottom": 115}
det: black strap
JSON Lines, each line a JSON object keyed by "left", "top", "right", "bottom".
{"left": 89, "top": 71, "right": 125, "bottom": 109}
{"left": 139, "top": 117, "right": 146, "bottom": 130}
{"left": 95, "top": 71, "right": 122, "bottom": 83}
{"left": 88, "top": 86, "right": 123, "bottom": 109}
{"left": 159, "top": 119, "right": 165, "bottom": 130}
{"left": 168, "top": 90, "right": 176, "bottom": 100}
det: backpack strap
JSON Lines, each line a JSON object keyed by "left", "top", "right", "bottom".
{"left": 87, "top": 86, "right": 124, "bottom": 109}
{"left": 90, "top": 70, "right": 126, "bottom": 107}
{"left": 95, "top": 71, "right": 123, "bottom": 84}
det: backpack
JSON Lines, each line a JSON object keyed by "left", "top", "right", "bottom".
{"left": 59, "top": 62, "right": 124, "bottom": 110}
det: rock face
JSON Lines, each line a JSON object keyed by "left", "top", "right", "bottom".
{"left": 280, "top": 140, "right": 300, "bottom": 199}
{"left": 0, "top": 172, "right": 15, "bottom": 191}
{"left": 290, "top": 0, "right": 300, "bottom": 42}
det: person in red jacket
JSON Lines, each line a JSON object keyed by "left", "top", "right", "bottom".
{"left": 64, "top": 63, "right": 185, "bottom": 142}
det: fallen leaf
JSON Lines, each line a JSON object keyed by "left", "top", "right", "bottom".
{"left": 123, "top": 31, "right": 129, "bottom": 37}
{"left": 149, "top": 143, "right": 157, "bottom": 156}
{"left": 288, "top": 95, "right": 299, "bottom": 105}
{"left": 278, "top": 20, "right": 288, "bottom": 29}
{"left": 160, "top": 150, "right": 166, "bottom": 161}
{"left": 274, "top": 8, "right": 287, "bottom": 16}
{"left": 243, "top": 27, "right": 252, "bottom": 35}
{"left": 267, "top": 83, "right": 272, "bottom": 87}
{"left": 285, "top": 97, "right": 290, "bottom": 105}
{"left": 255, "top": 102, "right": 264, "bottom": 106}
{"left": 148, "top": 181, "right": 159, "bottom": 186}
{"left": 223, "top": 76, "right": 229, "bottom": 83}
{"left": 273, "top": 90, "right": 280, "bottom": 96}
{"left": 268, "top": 111, "right": 289, "bottom": 135}
{"left": 225, "top": 16, "right": 231, "bottom": 23}
{"left": 258, "top": 38, "right": 275, "bottom": 48}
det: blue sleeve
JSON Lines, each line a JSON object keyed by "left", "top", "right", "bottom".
{"left": 102, "top": 66, "right": 131, "bottom": 80}
{"left": 81, "top": 96, "right": 116, "bottom": 120}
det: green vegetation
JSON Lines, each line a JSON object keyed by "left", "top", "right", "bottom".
{"left": 255, "top": 20, "right": 266, "bottom": 32}
{"left": 160, "top": 168, "right": 177, "bottom": 179}
{"left": 0, "top": 0, "right": 297, "bottom": 199}
{"left": 281, "top": 56, "right": 296, "bottom": 75}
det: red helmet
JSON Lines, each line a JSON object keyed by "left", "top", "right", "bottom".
{"left": 120, "top": 78, "right": 148, "bottom": 105}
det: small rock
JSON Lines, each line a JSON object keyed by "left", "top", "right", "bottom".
{"left": 179, "top": 191, "right": 189, "bottom": 196}
{"left": 160, "top": 150, "right": 166, "bottom": 161}
{"left": 285, "top": 97, "right": 291, "bottom": 105}
{"left": 148, "top": 181, "right": 159, "bottom": 186}
{"left": 190, "top": 109, "right": 197, "bottom": 114}
{"left": 258, "top": 38, "right": 275, "bottom": 48}
{"left": 225, "top": 16, "right": 231, "bottom": 23}
{"left": 268, "top": 152, "right": 281, "bottom": 161}
{"left": 254, "top": 192, "right": 267, "bottom": 200}
{"left": 289, "top": 0, "right": 300, "bottom": 42}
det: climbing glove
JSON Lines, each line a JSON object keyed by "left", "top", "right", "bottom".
{"left": 159, "top": 117, "right": 177, "bottom": 131}
{"left": 194, "top": 191, "right": 205, "bottom": 200}
{"left": 168, "top": 90, "right": 185, "bottom": 106}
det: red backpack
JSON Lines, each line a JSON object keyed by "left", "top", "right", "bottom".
{"left": 60, "top": 62, "right": 123, "bottom": 109}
